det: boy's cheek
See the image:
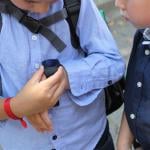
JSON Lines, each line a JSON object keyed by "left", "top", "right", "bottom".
{"left": 128, "top": 14, "right": 150, "bottom": 28}
{"left": 126, "top": 6, "right": 150, "bottom": 28}
{"left": 10, "top": 0, "right": 35, "bottom": 12}
{"left": 10, "top": 0, "right": 57, "bottom": 13}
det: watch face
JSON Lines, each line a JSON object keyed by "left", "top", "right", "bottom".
{"left": 42, "top": 59, "right": 60, "bottom": 68}
{"left": 42, "top": 59, "right": 60, "bottom": 77}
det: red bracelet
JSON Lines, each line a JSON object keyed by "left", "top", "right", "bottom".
{"left": 3, "top": 98, "right": 27, "bottom": 128}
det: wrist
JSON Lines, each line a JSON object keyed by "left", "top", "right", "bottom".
{"left": 10, "top": 97, "right": 23, "bottom": 118}
{"left": 4, "top": 98, "right": 27, "bottom": 128}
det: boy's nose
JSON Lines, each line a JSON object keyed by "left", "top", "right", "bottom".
{"left": 115, "top": 0, "right": 125, "bottom": 10}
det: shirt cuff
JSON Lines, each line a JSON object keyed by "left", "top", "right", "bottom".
{"left": 61, "top": 59, "right": 109, "bottom": 97}
{"left": 66, "top": 89, "right": 104, "bottom": 106}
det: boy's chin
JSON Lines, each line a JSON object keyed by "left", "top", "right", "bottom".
{"left": 30, "top": 8, "right": 49, "bottom": 13}
{"left": 122, "top": 16, "right": 150, "bottom": 29}
{"left": 32, "top": 10, "right": 49, "bottom": 13}
{"left": 27, "top": 5, "right": 50, "bottom": 13}
{"left": 132, "top": 22, "right": 150, "bottom": 29}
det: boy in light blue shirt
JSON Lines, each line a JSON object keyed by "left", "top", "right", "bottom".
{"left": 0, "top": 0, "right": 125, "bottom": 149}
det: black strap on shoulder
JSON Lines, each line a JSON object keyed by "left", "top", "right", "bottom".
{"left": 0, "top": 0, "right": 67, "bottom": 52}
{"left": 39, "top": 8, "right": 67, "bottom": 26}
{"left": 0, "top": 0, "right": 4, "bottom": 32}
{"left": 64, "top": 0, "right": 81, "bottom": 49}
{"left": 0, "top": 0, "right": 81, "bottom": 50}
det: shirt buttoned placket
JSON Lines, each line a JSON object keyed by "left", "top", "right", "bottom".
{"left": 51, "top": 135, "right": 58, "bottom": 150}
{"left": 131, "top": 72, "right": 143, "bottom": 137}
{"left": 48, "top": 131, "right": 63, "bottom": 150}
{"left": 29, "top": 33, "right": 42, "bottom": 72}
{"left": 29, "top": 32, "right": 61, "bottom": 150}
{"left": 133, "top": 41, "right": 150, "bottom": 139}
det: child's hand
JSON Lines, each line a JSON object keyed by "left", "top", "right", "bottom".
{"left": 46, "top": 66, "right": 69, "bottom": 107}
{"left": 10, "top": 66, "right": 67, "bottom": 117}
{"left": 27, "top": 110, "right": 53, "bottom": 132}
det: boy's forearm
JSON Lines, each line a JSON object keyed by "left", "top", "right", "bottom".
{"left": 117, "top": 112, "right": 134, "bottom": 150}
{"left": 0, "top": 97, "right": 23, "bottom": 120}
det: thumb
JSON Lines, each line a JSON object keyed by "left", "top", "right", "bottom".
{"left": 30, "top": 66, "right": 45, "bottom": 83}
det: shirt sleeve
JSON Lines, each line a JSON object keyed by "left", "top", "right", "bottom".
{"left": 62, "top": 0, "right": 125, "bottom": 106}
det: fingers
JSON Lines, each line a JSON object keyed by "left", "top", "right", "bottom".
{"left": 43, "top": 67, "right": 63, "bottom": 87}
{"left": 46, "top": 83, "right": 60, "bottom": 107}
{"left": 30, "top": 66, "right": 44, "bottom": 84}
{"left": 27, "top": 113, "right": 52, "bottom": 132}
{"left": 41, "top": 74, "right": 46, "bottom": 81}
{"left": 40, "top": 111, "right": 53, "bottom": 130}
{"left": 48, "top": 79, "right": 65, "bottom": 107}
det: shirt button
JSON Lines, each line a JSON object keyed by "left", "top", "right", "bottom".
{"left": 137, "top": 82, "right": 142, "bottom": 88}
{"left": 52, "top": 135, "right": 57, "bottom": 140}
{"left": 145, "top": 49, "right": 150, "bottom": 55}
{"left": 130, "top": 114, "right": 136, "bottom": 120}
{"left": 135, "top": 138, "right": 139, "bottom": 143}
{"left": 32, "top": 35, "right": 37, "bottom": 40}
{"left": 34, "top": 63, "right": 40, "bottom": 69}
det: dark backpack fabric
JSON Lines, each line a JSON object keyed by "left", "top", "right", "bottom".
{"left": 0, "top": 0, "right": 124, "bottom": 115}
{"left": 64, "top": 0, "right": 81, "bottom": 49}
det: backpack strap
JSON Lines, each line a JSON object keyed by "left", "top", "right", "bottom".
{"left": 39, "top": 8, "right": 67, "bottom": 26}
{"left": 0, "top": 0, "right": 67, "bottom": 52}
{"left": 64, "top": 0, "right": 81, "bottom": 49}
{"left": 0, "top": 0, "right": 81, "bottom": 50}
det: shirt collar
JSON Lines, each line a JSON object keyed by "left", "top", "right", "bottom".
{"left": 143, "top": 28, "right": 150, "bottom": 41}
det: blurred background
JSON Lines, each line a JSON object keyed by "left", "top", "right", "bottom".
{"left": 95, "top": 0, "right": 136, "bottom": 146}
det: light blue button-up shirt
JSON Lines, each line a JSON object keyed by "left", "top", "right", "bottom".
{"left": 0, "top": 0, "right": 125, "bottom": 149}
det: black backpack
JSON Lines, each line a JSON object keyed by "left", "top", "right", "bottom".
{"left": 0, "top": 0, "right": 125, "bottom": 115}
